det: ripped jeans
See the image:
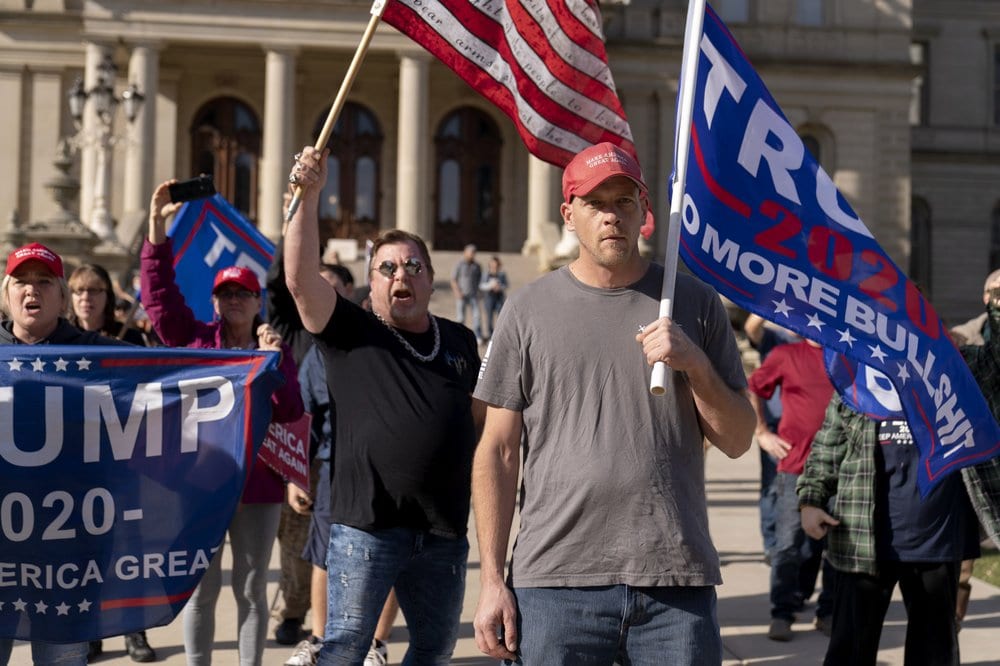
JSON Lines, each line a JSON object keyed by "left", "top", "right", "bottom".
{"left": 317, "top": 524, "right": 468, "bottom": 665}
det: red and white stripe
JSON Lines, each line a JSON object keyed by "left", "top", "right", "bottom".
{"left": 382, "top": 0, "right": 637, "bottom": 167}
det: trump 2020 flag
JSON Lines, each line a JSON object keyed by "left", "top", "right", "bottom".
{"left": 167, "top": 194, "right": 275, "bottom": 322}
{"left": 0, "top": 346, "right": 282, "bottom": 642}
{"left": 674, "top": 3, "right": 1000, "bottom": 494}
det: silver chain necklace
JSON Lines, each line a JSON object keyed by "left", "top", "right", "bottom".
{"left": 373, "top": 311, "right": 440, "bottom": 362}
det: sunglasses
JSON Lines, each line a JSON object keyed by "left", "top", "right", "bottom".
{"left": 374, "top": 258, "right": 424, "bottom": 279}
{"left": 215, "top": 288, "right": 257, "bottom": 300}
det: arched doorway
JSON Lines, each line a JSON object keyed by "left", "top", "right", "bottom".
{"left": 190, "top": 97, "right": 261, "bottom": 222}
{"left": 314, "top": 101, "right": 383, "bottom": 245}
{"left": 433, "top": 107, "right": 502, "bottom": 251}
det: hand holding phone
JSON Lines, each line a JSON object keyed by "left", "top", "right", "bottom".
{"left": 168, "top": 175, "right": 216, "bottom": 203}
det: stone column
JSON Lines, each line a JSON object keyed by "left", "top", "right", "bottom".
{"left": 259, "top": 47, "right": 298, "bottom": 241}
{"left": 28, "top": 70, "right": 64, "bottom": 226}
{"left": 79, "top": 42, "right": 113, "bottom": 229}
{"left": 0, "top": 71, "right": 23, "bottom": 236}
{"left": 395, "top": 52, "right": 430, "bottom": 239}
{"left": 523, "top": 155, "right": 563, "bottom": 266}
{"left": 120, "top": 42, "right": 161, "bottom": 250}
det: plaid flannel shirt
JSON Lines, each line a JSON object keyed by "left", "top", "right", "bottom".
{"left": 796, "top": 394, "right": 880, "bottom": 574}
{"left": 798, "top": 304, "right": 1000, "bottom": 575}
{"left": 959, "top": 303, "right": 1000, "bottom": 548}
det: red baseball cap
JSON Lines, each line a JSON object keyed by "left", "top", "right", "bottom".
{"left": 212, "top": 266, "right": 260, "bottom": 294}
{"left": 562, "top": 142, "right": 648, "bottom": 203}
{"left": 5, "top": 242, "right": 64, "bottom": 278}
{"left": 562, "top": 142, "right": 656, "bottom": 239}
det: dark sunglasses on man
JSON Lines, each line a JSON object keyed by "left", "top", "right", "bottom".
{"left": 374, "top": 258, "right": 423, "bottom": 279}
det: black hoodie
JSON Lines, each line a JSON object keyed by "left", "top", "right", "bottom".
{"left": 0, "top": 317, "right": 129, "bottom": 346}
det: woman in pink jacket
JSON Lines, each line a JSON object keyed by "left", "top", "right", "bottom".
{"left": 141, "top": 180, "right": 304, "bottom": 666}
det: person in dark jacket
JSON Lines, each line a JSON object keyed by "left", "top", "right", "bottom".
{"left": 0, "top": 242, "right": 129, "bottom": 666}
{"left": 68, "top": 263, "right": 148, "bottom": 348}
{"left": 68, "top": 264, "right": 154, "bottom": 662}
{"left": 141, "top": 180, "right": 304, "bottom": 666}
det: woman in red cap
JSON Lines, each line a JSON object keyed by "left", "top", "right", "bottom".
{"left": 0, "top": 242, "right": 130, "bottom": 666}
{"left": 141, "top": 180, "right": 304, "bottom": 666}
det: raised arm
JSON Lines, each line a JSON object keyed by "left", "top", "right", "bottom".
{"left": 743, "top": 312, "right": 767, "bottom": 347}
{"left": 284, "top": 147, "right": 338, "bottom": 334}
{"left": 141, "top": 180, "right": 205, "bottom": 347}
{"left": 472, "top": 405, "right": 522, "bottom": 661}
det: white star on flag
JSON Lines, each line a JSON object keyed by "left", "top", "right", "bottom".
{"left": 7, "top": 358, "right": 22, "bottom": 371}
{"left": 76, "top": 357, "right": 92, "bottom": 371}
{"left": 78, "top": 599, "right": 92, "bottom": 612}
{"left": 31, "top": 357, "right": 46, "bottom": 372}
{"left": 773, "top": 299, "right": 793, "bottom": 317}
{"left": 34, "top": 600, "right": 48, "bottom": 614}
{"left": 13, "top": 599, "right": 26, "bottom": 612}
{"left": 56, "top": 602, "right": 71, "bottom": 616}
{"left": 897, "top": 362, "right": 911, "bottom": 382}
{"left": 868, "top": 344, "right": 888, "bottom": 363}
{"left": 54, "top": 357, "right": 69, "bottom": 371}
{"left": 806, "top": 313, "right": 825, "bottom": 330}
{"left": 837, "top": 328, "right": 857, "bottom": 347}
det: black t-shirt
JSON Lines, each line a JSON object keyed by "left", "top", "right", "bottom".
{"left": 873, "top": 420, "right": 979, "bottom": 561}
{"left": 316, "top": 297, "right": 480, "bottom": 538}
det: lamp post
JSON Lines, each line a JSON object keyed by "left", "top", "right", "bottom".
{"left": 67, "top": 53, "right": 144, "bottom": 247}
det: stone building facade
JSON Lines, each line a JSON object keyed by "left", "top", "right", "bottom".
{"left": 0, "top": 0, "right": 993, "bottom": 323}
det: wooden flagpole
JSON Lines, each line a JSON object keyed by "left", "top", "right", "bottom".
{"left": 650, "top": 0, "right": 707, "bottom": 395}
{"left": 285, "top": 0, "right": 389, "bottom": 223}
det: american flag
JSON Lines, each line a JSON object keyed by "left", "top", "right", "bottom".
{"left": 382, "top": 0, "right": 636, "bottom": 168}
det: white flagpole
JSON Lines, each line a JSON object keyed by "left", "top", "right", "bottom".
{"left": 649, "top": 0, "right": 707, "bottom": 395}
{"left": 286, "top": 0, "right": 389, "bottom": 222}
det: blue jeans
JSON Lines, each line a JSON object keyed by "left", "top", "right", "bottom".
{"left": 455, "top": 294, "right": 482, "bottom": 339}
{"left": 770, "top": 472, "right": 836, "bottom": 621}
{"left": 0, "top": 640, "right": 88, "bottom": 665}
{"left": 317, "top": 524, "right": 468, "bottom": 665}
{"left": 511, "top": 585, "right": 721, "bottom": 665}
{"left": 483, "top": 292, "right": 505, "bottom": 339}
{"left": 759, "top": 447, "right": 779, "bottom": 556}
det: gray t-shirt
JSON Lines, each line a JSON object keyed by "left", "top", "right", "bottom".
{"left": 475, "top": 264, "right": 746, "bottom": 587}
{"left": 452, "top": 260, "right": 482, "bottom": 297}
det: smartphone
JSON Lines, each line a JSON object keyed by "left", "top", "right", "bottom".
{"left": 168, "top": 175, "right": 216, "bottom": 203}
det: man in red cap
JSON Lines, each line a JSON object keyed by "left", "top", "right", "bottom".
{"left": 470, "top": 142, "right": 755, "bottom": 664}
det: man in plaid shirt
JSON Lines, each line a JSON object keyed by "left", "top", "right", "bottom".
{"left": 797, "top": 298, "right": 1000, "bottom": 666}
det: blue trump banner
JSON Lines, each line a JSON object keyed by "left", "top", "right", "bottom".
{"left": 167, "top": 194, "right": 275, "bottom": 322}
{"left": 0, "top": 346, "right": 282, "bottom": 642}
{"left": 824, "top": 351, "right": 904, "bottom": 422}
{"left": 674, "top": 4, "right": 1000, "bottom": 494}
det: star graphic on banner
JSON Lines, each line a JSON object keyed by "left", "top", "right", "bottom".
{"left": 13, "top": 599, "right": 26, "bottom": 612}
{"left": 76, "top": 357, "right": 92, "bottom": 371}
{"left": 897, "top": 362, "right": 911, "bottom": 382}
{"left": 78, "top": 599, "right": 92, "bottom": 612}
{"left": 55, "top": 602, "right": 71, "bottom": 616}
{"left": 838, "top": 328, "right": 857, "bottom": 347}
{"left": 34, "top": 600, "right": 47, "bottom": 614}
{"left": 868, "top": 344, "right": 888, "bottom": 363}
{"left": 31, "top": 357, "right": 46, "bottom": 372}
{"left": 773, "top": 299, "right": 793, "bottom": 317}
{"left": 54, "top": 357, "right": 69, "bottom": 371}
{"left": 7, "top": 358, "right": 22, "bottom": 371}
{"left": 806, "top": 313, "right": 825, "bottom": 330}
